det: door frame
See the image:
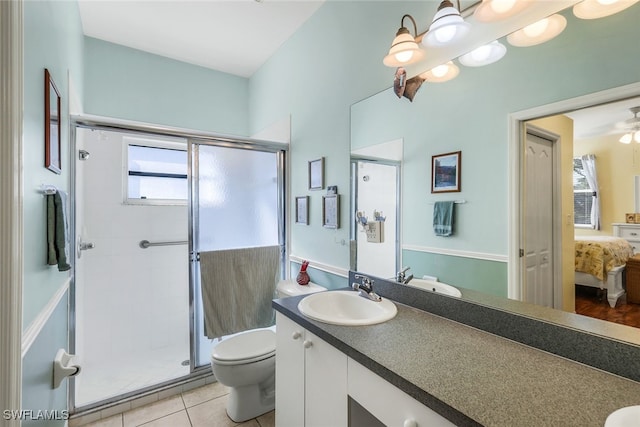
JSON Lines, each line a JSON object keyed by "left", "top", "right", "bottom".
{"left": 521, "top": 126, "right": 562, "bottom": 308}
{"left": 508, "top": 81, "right": 640, "bottom": 301}
{"left": 0, "top": 0, "right": 23, "bottom": 421}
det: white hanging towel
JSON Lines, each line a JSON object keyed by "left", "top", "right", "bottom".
{"left": 199, "top": 245, "right": 280, "bottom": 339}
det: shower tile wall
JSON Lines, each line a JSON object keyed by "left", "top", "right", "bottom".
{"left": 75, "top": 129, "right": 190, "bottom": 407}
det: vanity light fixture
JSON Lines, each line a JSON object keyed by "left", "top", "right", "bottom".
{"left": 383, "top": 14, "right": 425, "bottom": 67}
{"left": 506, "top": 14, "right": 567, "bottom": 47}
{"left": 420, "top": 61, "right": 460, "bottom": 83}
{"left": 474, "top": 0, "right": 532, "bottom": 22}
{"left": 422, "top": 0, "right": 470, "bottom": 47}
{"left": 459, "top": 40, "right": 507, "bottom": 67}
{"left": 573, "top": 0, "right": 639, "bottom": 19}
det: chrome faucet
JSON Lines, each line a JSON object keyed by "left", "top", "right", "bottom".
{"left": 396, "top": 267, "right": 414, "bottom": 285}
{"left": 352, "top": 274, "right": 382, "bottom": 302}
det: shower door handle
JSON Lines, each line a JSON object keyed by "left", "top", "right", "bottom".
{"left": 77, "top": 239, "right": 95, "bottom": 258}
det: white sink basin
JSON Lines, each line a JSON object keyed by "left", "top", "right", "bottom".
{"left": 297, "top": 290, "right": 397, "bottom": 326}
{"left": 406, "top": 278, "right": 462, "bottom": 298}
{"left": 605, "top": 406, "right": 640, "bottom": 427}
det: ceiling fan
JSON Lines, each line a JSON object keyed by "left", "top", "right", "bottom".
{"left": 618, "top": 106, "right": 640, "bottom": 143}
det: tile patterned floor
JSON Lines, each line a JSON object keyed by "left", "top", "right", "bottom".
{"left": 82, "top": 382, "right": 275, "bottom": 427}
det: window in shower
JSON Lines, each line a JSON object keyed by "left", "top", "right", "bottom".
{"left": 126, "top": 140, "right": 188, "bottom": 204}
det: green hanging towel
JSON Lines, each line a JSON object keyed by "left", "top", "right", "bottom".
{"left": 46, "top": 192, "right": 71, "bottom": 272}
{"left": 433, "top": 201, "right": 454, "bottom": 237}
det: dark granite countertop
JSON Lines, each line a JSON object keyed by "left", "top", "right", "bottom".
{"left": 273, "top": 292, "right": 640, "bottom": 427}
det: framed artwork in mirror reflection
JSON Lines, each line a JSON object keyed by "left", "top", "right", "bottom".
{"left": 432, "top": 151, "right": 461, "bottom": 193}
{"left": 322, "top": 194, "right": 339, "bottom": 229}
{"left": 309, "top": 157, "right": 324, "bottom": 190}
{"left": 296, "top": 196, "right": 309, "bottom": 225}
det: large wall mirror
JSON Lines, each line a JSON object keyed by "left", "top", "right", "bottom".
{"left": 350, "top": 2, "right": 640, "bottom": 345}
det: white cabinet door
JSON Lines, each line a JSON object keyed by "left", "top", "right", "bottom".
{"left": 275, "top": 312, "right": 305, "bottom": 427}
{"left": 304, "top": 330, "right": 347, "bottom": 427}
{"left": 348, "top": 358, "right": 455, "bottom": 427}
{"left": 275, "top": 313, "right": 348, "bottom": 427}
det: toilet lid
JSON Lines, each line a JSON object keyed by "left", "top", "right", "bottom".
{"left": 212, "top": 329, "right": 276, "bottom": 363}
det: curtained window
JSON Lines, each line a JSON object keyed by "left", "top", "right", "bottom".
{"left": 573, "top": 154, "right": 600, "bottom": 229}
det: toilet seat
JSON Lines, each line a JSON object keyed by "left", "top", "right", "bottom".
{"left": 212, "top": 329, "right": 276, "bottom": 366}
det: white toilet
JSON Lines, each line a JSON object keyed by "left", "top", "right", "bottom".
{"left": 210, "top": 279, "right": 327, "bottom": 422}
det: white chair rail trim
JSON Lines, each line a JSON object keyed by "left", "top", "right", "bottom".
{"left": 402, "top": 244, "right": 508, "bottom": 263}
{"left": 22, "top": 278, "right": 70, "bottom": 358}
{"left": 289, "top": 255, "right": 349, "bottom": 278}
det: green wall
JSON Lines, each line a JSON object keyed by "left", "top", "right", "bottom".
{"left": 22, "top": 293, "right": 69, "bottom": 427}
{"left": 23, "top": 0, "right": 83, "bottom": 329}
{"left": 23, "top": 0, "right": 84, "bottom": 418}
{"left": 249, "top": 1, "right": 640, "bottom": 283}
{"left": 250, "top": 1, "right": 427, "bottom": 271}
{"left": 83, "top": 37, "right": 250, "bottom": 136}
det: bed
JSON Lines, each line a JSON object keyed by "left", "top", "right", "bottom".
{"left": 575, "top": 236, "right": 634, "bottom": 307}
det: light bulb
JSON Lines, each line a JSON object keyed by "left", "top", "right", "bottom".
{"left": 620, "top": 133, "right": 633, "bottom": 144}
{"left": 635, "top": 131, "right": 640, "bottom": 143}
{"left": 395, "top": 50, "right": 414, "bottom": 63}
{"left": 596, "top": 0, "right": 618, "bottom": 5}
{"left": 471, "top": 45, "right": 492, "bottom": 62}
{"left": 490, "top": 0, "right": 517, "bottom": 14}
{"left": 523, "top": 18, "right": 549, "bottom": 38}
{"left": 434, "top": 26, "right": 457, "bottom": 44}
{"left": 431, "top": 64, "right": 449, "bottom": 78}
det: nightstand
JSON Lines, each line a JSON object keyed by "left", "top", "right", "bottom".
{"left": 613, "top": 223, "right": 640, "bottom": 254}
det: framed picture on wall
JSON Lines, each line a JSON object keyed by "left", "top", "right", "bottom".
{"left": 45, "top": 69, "right": 62, "bottom": 174}
{"left": 431, "top": 151, "right": 461, "bottom": 193}
{"left": 308, "top": 157, "right": 324, "bottom": 190}
{"left": 322, "top": 194, "right": 339, "bottom": 229}
{"left": 295, "top": 196, "right": 309, "bottom": 225}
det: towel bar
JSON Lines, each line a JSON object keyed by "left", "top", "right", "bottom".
{"left": 428, "top": 199, "right": 466, "bottom": 205}
{"left": 40, "top": 184, "right": 57, "bottom": 195}
{"left": 139, "top": 239, "right": 188, "bottom": 249}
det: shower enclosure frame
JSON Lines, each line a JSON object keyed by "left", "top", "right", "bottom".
{"left": 68, "top": 115, "right": 288, "bottom": 415}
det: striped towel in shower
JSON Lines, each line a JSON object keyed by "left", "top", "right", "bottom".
{"left": 199, "top": 245, "right": 280, "bottom": 339}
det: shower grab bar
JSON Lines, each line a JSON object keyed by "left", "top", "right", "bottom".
{"left": 139, "top": 239, "right": 188, "bottom": 249}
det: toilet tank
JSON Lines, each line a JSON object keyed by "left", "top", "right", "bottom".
{"left": 276, "top": 279, "right": 327, "bottom": 298}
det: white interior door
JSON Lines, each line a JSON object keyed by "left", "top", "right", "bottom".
{"left": 523, "top": 132, "right": 555, "bottom": 307}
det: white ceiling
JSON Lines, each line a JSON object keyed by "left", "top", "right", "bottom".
{"left": 566, "top": 96, "right": 640, "bottom": 140}
{"left": 77, "top": 0, "right": 325, "bottom": 78}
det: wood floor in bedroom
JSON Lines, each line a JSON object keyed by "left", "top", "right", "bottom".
{"left": 575, "top": 285, "right": 640, "bottom": 328}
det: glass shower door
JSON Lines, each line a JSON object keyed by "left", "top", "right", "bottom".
{"left": 190, "top": 142, "right": 285, "bottom": 367}
{"left": 73, "top": 128, "right": 190, "bottom": 409}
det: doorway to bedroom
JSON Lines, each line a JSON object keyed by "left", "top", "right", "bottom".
{"left": 510, "top": 84, "right": 640, "bottom": 329}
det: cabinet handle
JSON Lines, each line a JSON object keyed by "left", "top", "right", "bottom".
{"left": 631, "top": 232, "right": 638, "bottom": 236}
{"left": 403, "top": 420, "right": 417, "bottom": 427}
{"left": 303, "top": 340, "right": 313, "bottom": 349}
{"left": 292, "top": 331, "right": 301, "bottom": 340}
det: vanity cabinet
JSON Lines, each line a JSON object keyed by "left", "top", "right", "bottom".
{"left": 613, "top": 223, "right": 640, "bottom": 253}
{"left": 275, "top": 313, "right": 347, "bottom": 427}
{"left": 276, "top": 313, "right": 453, "bottom": 427}
{"left": 348, "top": 358, "right": 455, "bottom": 427}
